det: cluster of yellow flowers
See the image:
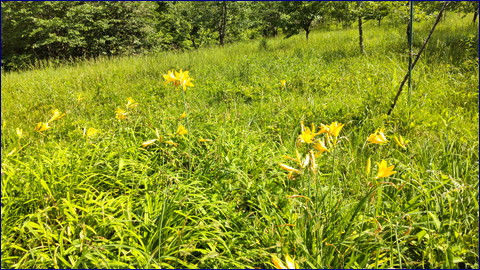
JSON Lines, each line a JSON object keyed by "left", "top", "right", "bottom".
{"left": 163, "top": 69, "right": 194, "bottom": 91}
{"left": 274, "top": 122, "right": 409, "bottom": 268}
{"left": 84, "top": 127, "right": 100, "bottom": 138}
{"left": 140, "top": 69, "right": 210, "bottom": 149}
{"left": 279, "top": 121, "right": 344, "bottom": 179}
{"left": 115, "top": 97, "right": 138, "bottom": 120}
{"left": 366, "top": 128, "right": 410, "bottom": 179}
{"left": 367, "top": 128, "right": 408, "bottom": 150}
{"left": 280, "top": 122, "right": 408, "bottom": 180}
{"left": 35, "top": 109, "right": 66, "bottom": 133}
{"left": 271, "top": 254, "right": 297, "bottom": 269}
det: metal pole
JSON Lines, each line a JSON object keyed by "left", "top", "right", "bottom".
{"left": 387, "top": 1, "right": 450, "bottom": 116}
{"left": 407, "top": 1, "right": 414, "bottom": 108}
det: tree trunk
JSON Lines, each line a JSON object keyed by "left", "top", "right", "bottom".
{"left": 358, "top": 16, "right": 365, "bottom": 53}
{"left": 378, "top": 18, "right": 381, "bottom": 27}
{"left": 303, "top": 18, "right": 313, "bottom": 41}
{"left": 473, "top": 11, "right": 478, "bottom": 24}
{"left": 219, "top": 1, "right": 227, "bottom": 46}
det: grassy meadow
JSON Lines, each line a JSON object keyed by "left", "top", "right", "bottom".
{"left": 1, "top": 14, "right": 478, "bottom": 269}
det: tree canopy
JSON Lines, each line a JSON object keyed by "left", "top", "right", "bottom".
{"left": 1, "top": 1, "right": 477, "bottom": 71}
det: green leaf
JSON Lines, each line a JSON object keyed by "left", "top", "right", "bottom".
{"left": 427, "top": 211, "right": 441, "bottom": 231}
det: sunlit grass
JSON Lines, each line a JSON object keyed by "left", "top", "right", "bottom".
{"left": 1, "top": 13, "right": 478, "bottom": 269}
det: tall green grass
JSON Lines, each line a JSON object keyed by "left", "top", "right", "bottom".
{"left": 2, "top": 14, "right": 478, "bottom": 268}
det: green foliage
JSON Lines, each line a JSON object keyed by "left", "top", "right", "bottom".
{"left": 1, "top": 9, "right": 478, "bottom": 270}
{"left": 2, "top": 1, "right": 157, "bottom": 70}
{"left": 3, "top": 1, "right": 476, "bottom": 71}
{"left": 280, "top": 1, "right": 330, "bottom": 40}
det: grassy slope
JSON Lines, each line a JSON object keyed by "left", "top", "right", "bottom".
{"left": 1, "top": 14, "right": 478, "bottom": 268}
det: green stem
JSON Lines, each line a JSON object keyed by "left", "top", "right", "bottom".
{"left": 182, "top": 90, "right": 192, "bottom": 179}
{"left": 375, "top": 184, "right": 383, "bottom": 217}
{"left": 158, "top": 181, "right": 168, "bottom": 265}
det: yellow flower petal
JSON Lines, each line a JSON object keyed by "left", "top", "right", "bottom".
{"left": 115, "top": 108, "right": 128, "bottom": 120}
{"left": 271, "top": 255, "right": 287, "bottom": 269}
{"left": 164, "top": 69, "right": 194, "bottom": 91}
{"left": 375, "top": 160, "right": 396, "bottom": 179}
{"left": 394, "top": 135, "right": 408, "bottom": 149}
{"left": 35, "top": 122, "right": 51, "bottom": 132}
{"left": 298, "top": 126, "right": 317, "bottom": 143}
{"left": 16, "top": 128, "right": 24, "bottom": 139}
{"left": 271, "top": 254, "right": 296, "bottom": 269}
{"left": 142, "top": 139, "right": 157, "bottom": 148}
{"left": 285, "top": 254, "right": 296, "bottom": 269}
{"left": 77, "top": 93, "right": 85, "bottom": 102}
{"left": 366, "top": 157, "right": 371, "bottom": 176}
{"left": 85, "top": 127, "right": 100, "bottom": 137}
{"left": 279, "top": 163, "right": 299, "bottom": 173}
{"left": 176, "top": 125, "right": 188, "bottom": 135}
{"left": 164, "top": 140, "right": 179, "bottom": 147}
{"left": 126, "top": 97, "right": 138, "bottom": 109}
{"left": 367, "top": 129, "right": 388, "bottom": 144}
{"left": 329, "top": 122, "right": 344, "bottom": 137}
{"left": 48, "top": 109, "right": 66, "bottom": 123}
{"left": 313, "top": 139, "right": 329, "bottom": 153}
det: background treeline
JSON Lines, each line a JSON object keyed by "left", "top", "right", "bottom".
{"left": 1, "top": 1, "right": 477, "bottom": 71}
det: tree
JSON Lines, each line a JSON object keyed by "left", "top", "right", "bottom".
{"left": 248, "top": 2, "right": 284, "bottom": 37}
{"left": 363, "top": 1, "right": 399, "bottom": 26}
{"left": 280, "top": 1, "right": 328, "bottom": 40}
{"left": 350, "top": 1, "right": 400, "bottom": 53}
{"left": 2, "top": 1, "right": 157, "bottom": 70}
{"left": 354, "top": 1, "right": 367, "bottom": 54}
{"left": 328, "top": 1, "right": 356, "bottom": 28}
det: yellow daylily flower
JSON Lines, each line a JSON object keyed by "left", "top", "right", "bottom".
{"left": 164, "top": 140, "right": 179, "bottom": 147}
{"left": 77, "top": 93, "right": 85, "bottom": 102}
{"left": 176, "top": 125, "right": 188, "bottom": 135}
{"left": 393, "top": 135, "right": 408, "bottom": 149}
{"left": 367, "top": 129, "right": 388, "bottom": 144}
{"left": 115, "top": 108, "right": 128, "bottom": 120}
{"left": 272, "top": 254, "right": 296, "bottom": 269}
{"left": 319, "top": 122, "right": 344, "bottom": 137}
{"left": 298, "top": 121, "right": 318, "bottom": 144}
{"left": 126, "top": 97, "right": 139, "bottom": 109}
{"left": 142, "top": 139, "right": 157, "bottom": 148}
{"left": 48, "top": 109, "right": 66, "bottom": 123}
{"left": 375, "top": 160, "right": 396, "bottom": 179}
{"left": 178, "top": 71, "right": 194, "bottom": 91}
{"left": 179, "top": 112, "right": 187, "bottom": 119}
{"left": 280, "top": 80, "right": 287, "bottom": 87}
{"left": 163, "top": 69, "right": 194, "bottom": 91}
{"left": 35, "top": 122, "right": 51, "bottom": 132}
{"left": 84, "top": 127, "right": 100, "bottom": 137}
{"left": 313, "top": 138, "right": 329, "bottom": 153}
{"left": 16, "top": 128, "right": 24, "bottom": 139}
{"left": 318, "top": 124, "right": 329, "bottom": 134}
{"left": 279, "top": 163, "right": 299, "bottom": 173}
{"left": 328, "top": 122, "right": 344, "bottom": 137}
{"left": 163, "top": 69, "right": 181, "bottom": 86}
